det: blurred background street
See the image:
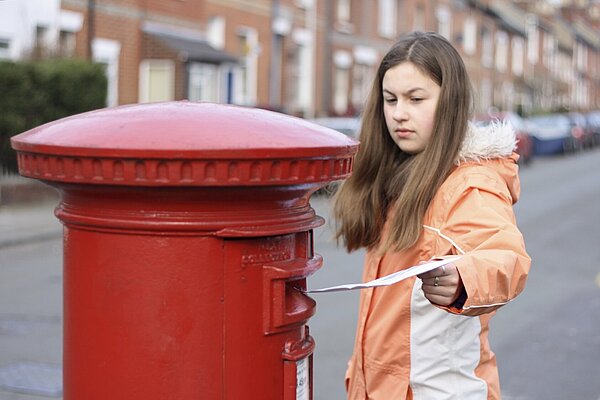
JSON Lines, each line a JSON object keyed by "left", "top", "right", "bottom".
{"left": 1, "top": 148, "right": 599, "bottom": 399}
{"left": 2, "top": 0, "right": 600, "bottom": 398}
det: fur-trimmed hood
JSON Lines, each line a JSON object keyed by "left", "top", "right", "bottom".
{"left": 456, "top": 120, "right": 521, "bottom": 203}
{"left": 457, "top": 120, "right": 517, "bottom": 164}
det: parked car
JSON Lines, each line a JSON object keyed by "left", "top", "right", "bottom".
{"left": 306, "top": 117, "right": 361, "bottom": 196}
{"left": 525, "top": 114, "right": 578, "bottom": 155}
{"left": 585, "top": 111, "right": 600, "bottom": 147}
{"left": 472, "top": 111, "right": 534, "bottom": 165}
{"left": 307, "top": 117, "right": 361, "bottom": 139}
{"left": 565, "top": 112, "right": 595, "bottom": 150}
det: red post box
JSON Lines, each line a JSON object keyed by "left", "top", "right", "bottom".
{"left": 10, "top": 102, "right": 358, "bottom": 400}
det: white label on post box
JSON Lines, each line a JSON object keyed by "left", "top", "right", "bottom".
{"left": 296, "top": 358, "right": 309, "bottom": 400}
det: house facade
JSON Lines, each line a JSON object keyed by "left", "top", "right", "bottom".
{"left": 1, "top": 0, "right": 599, "bottom": 116}
{"left": 0, "top": 0, "right": 83, "bottom": 60}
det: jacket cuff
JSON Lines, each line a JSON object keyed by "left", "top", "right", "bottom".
{"left": 451, "top": 287, "right": 468, "bottom": 309}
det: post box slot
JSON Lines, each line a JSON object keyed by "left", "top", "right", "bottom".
{"left": 284, "top": 280, "right": 316, "bottom": 325}
{"left": 263, "top": 256, "right": 322, "bottom": 334}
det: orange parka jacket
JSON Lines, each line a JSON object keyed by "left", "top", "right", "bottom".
{"left": 345, "top": 122, "right": 531, "bottom": 400}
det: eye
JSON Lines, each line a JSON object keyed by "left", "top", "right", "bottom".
{"left": 410, "top": 97, "right": 424, "bottom": 103}
{"left": 384, "top": 97, "right": 397, "bottom": 104}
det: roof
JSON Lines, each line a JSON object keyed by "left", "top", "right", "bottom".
{"left": 141, "top": 21, "right": 238, "bottom": 64}
{"left": 551, "top": 17, "right": 574, "bottom": 52}
{"left": 488, "top": 1, "right": 527, "bottom": 36}
{"left": 572, "top": 19, "right": 600, "bottom": 49}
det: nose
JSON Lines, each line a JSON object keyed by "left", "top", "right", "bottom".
{"left": 392, "top": 102, "right": 408, "bottom": 122}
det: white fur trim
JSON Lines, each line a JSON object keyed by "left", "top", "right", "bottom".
{"left": 457, "top": 120, "right": 517, "bottom": 164}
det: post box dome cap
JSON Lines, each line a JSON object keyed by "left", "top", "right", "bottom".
{"left": 11, "top": 102, "right": 359, "bottom": 187}
{"left": 11, "top": 101, "right": 358, "bottom": 159}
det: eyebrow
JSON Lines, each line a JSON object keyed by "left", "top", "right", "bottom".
{"left": 382, "top": 87, "right": 426, "bottom": 96}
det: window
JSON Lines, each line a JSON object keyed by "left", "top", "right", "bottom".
{"left": 93, "top": 38, "right": 121, "bottom": 107}
{"left": 296, "top": 44, "right": 312, "bottom": 112}
{"left": 337, "top": 0, "right": 350, "bottom": 23}
{"left": 501, "top": 81, "right": 514, "bottom": 111}
{"left": 35, "top": 25, "right": 48, "bottom": 48}
{"left": 495, "top": 31, "right": 508, "bottom": 73}
{"left": 436, "top": 6, "right": 451, "bottom": 40}
{"left": 480, "top": 78, "right": 492, "bottom": 112}
{"left": 296, "top": 0, "right": 314, "bottom": 8}
{"left": 207, "top": 16, "right": 225, "bottom": 50}
{"left": 352, "top": 63, "right": 372, "bottom": 112}
{"left": 334, "top": 67, "right": 350, "bottom": 115}
{"left": 463, "top": 17, "right": 476, "bottom": 55}
{"left": 0, "top": 38, "right": 9, "bottom": 59}
{"left": 481, "top": 27, "right": 493, "bottom": 68}
{"left": 543, "top": 32, "right": 555, "bottom": 69}
{"left": 512, "top": 37, "right": 524, "bottom": 76}
{"left": 236, "top": 27, "right": 259, "bottom": 105}
{"left": 378, "top": 0, "right": 397, "bottom": 38}
{"left": 188, "top": 63, "right": 219, "bottom": 102}
{"left": 413, "top": 4, "right": 425, "bottom": 32}
{"left": 34, "top": 25, "right": 49, "bottom": 58}
{"left": 59, "top": 31, "right": 76, "bottom": 57}
{"left": 333, "top": 50, "right": 351, "bottom": 115}
{"left": 139, "top": 60, "right": 175, "bottom": 103}
{"left": 526, "top": 15, "right": 538, "bottom": 65}
{"left": 287, "top": 28, "right": 315, "bottom": 115}
{"left": 351, "top": 46, "right": 377, "bottom": 112}
{"left": 59, "top": 9, "right": 84, "bottom": 56}
{"left": 576, "top": 42, "right": 587, "bottom": 72}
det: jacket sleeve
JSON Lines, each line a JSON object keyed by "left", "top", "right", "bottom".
{"left": 438, "top": 168, "right": 531, "bottom": 316}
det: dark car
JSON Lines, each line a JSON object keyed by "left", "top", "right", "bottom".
{"left": 473, "top": 111, "right": 534, "bottom": 165}
{"left": 565, "top": 112, "right": 595, "bottom": 150}
{"left": 526, "top": 114, "right": 578, "bottom": 155}
{"left": 307, "top": 117, "right": 361, "bottom": 139}
{"left": 585, "top": 111, "right": 600, "bottom": 147}
{"left": 306, "top": 117, "right": 361, "bottom": 195}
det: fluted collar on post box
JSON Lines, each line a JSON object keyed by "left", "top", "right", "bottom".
{"left": 11, "top": 101, "right": 359, "bottom": 237}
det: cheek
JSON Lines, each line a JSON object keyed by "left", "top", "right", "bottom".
{"left": 422, "top": 105, "right": 437, "bottom": 137}
{"left": 424, "top": 119, "right": 435, "bottom": 137}
{"left": 383, "top": 107, "right": 394, "bottom": 130}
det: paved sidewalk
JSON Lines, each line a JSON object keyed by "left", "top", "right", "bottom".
{"left": 0, "top": 198, "right": 64, "bottom": 400}
{"left": 0, "top": 200, "right": 62, "bottom": 249}
{"left": 0, "top": 194, "right": 349, "bottom": 399}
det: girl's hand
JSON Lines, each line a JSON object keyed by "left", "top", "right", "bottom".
{"left": 417, "top": 263, "right": 464, "bottom": 306}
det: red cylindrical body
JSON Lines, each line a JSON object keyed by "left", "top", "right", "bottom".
{"left": 11, "top": 102, "right": 358, "bottom": 399}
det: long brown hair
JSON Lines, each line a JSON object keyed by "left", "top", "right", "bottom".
{"left": 333, "top": 31, "right": 472, "bottom": 253}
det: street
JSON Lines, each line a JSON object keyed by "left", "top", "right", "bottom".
{"left": 311, "top": 148, "right": 600, "bottom": 399}
{"left": 1, "top": 148, "right": 600, "bottom": 399}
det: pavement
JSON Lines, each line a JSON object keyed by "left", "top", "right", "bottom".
{"left": 0, "top": 179, "right": 63, "bottom": 400}
{"left": 0, "top": 200, "right": 62, "bottom": 250}
{"left": 0, "top": 177, "right": 62, "bottom": 249}
{"left": 0, "top": 180, "right": 348, "bottom": 400}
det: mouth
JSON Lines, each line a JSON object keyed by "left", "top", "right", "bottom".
{"left": 395, "top": 128, "right": 414, "bottom": 138}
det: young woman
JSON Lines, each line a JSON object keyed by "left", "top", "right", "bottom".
{"left": 333, "top": 32, "right": 531, "bottom": 399}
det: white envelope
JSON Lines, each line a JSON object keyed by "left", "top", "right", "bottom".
{"left": 305, "top": 256, "right": 461, "bottom": 293}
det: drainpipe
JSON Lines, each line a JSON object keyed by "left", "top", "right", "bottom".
{"left": 306, "top": 0, "right": 317, "bottom": 118}
{"left": 87, "top": 0, "right": 96, "bottom": 60}
{"left": 322, "top": 0, "right": 332, "bottom": 116}
{"left": 269, "top": 0, "right": 282, "bottom": 108}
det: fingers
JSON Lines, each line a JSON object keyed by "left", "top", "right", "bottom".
{"left": 418, "top": 263, "right": 463, "bottom": 306}
{"left": 421, "top": 282, "right": 460, "bottom": 306}
{"left": 417, "top": 263, "right": 452, "bottom": 280}
{"left": 422, "top": 275, "right": 460, "bottom": 293}
{"left": 422, "top": 292, "right": 455, "bottom": 307}
{"left": 422, "top": 272, "right": 457, "bottom": 288}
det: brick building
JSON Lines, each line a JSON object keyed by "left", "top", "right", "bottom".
{"left": 3, "top": 0, "right": 599, "bottom": 116}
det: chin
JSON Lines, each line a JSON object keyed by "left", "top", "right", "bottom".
{"left": 399, "top": 146, "right": 421, "bottom": 155}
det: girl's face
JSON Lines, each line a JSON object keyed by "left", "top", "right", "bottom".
{"left": 382, "top": 62, "right": 441, "bottom": 154}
